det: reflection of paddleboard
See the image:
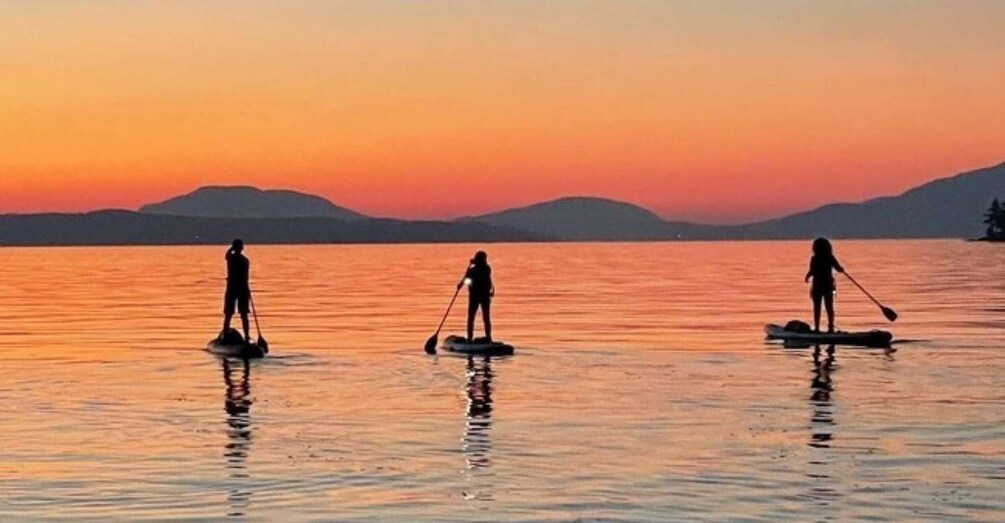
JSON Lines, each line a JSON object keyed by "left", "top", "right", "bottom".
{"left": 764, "top": 323, "right": 892, "bottom": 347}
{"left": 443, "top": 335, "right": 515, "bottom": 356}
{"left": 207, "top": 330, "right": 267, "bottom": 358}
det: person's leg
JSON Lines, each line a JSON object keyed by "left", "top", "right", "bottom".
{"left": 824, "top": 292, "right": 835, "bottom": 333}
{"left": 222, "top": 290, "right": 235, "bottom": 336}
{"left": 482, "top": 297, "right": 492, "bottom": 342}
{"left": 241, "top": 314, "right": 250, "bottom": 341}
{"left": 812, "top": 292, "right": 822, "bottom": 332}
{"left": 467, "top": 297, "right": 478, "bottom": 342}
{"left": 239, "top": 292, "right": 251, "bottom": 341}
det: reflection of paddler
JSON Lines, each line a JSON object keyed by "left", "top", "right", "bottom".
{"left": 809, "top": 345, "right": 835, "bottom": 448}
{"left": 222, "top": 358, "right": 253, "bottom": 517}
{"left": 463, "top": 356, "right": 494, "bottom": 470}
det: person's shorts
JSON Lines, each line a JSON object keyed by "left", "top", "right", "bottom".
{"left": 811, "top": 282, "right": 835, "bottom": 299}
{"left": 224, "top": 287, "right": 250, "bottom": 315}
{"left": 469, "top": 292, "right": 491, "bottom": 309}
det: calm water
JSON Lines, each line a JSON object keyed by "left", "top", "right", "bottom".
{"left": 0, "top": 241, "right": 1002, "bottom": 521}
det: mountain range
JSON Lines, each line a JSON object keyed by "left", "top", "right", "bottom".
{"left": 0, "top": 162, "right": 1001, "bottom": 245}
{"left": 141, "top": 186, "right": 367, "bottom": 221}
{"left": 466, "top": 162, "right": 1005, "bottom": 240}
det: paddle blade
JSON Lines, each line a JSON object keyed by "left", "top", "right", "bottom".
{"left": 424, "top": 334, "right": 438, "bottom": 355}
{"left": 881, "top": 306, "right": 898, "bottom": 322}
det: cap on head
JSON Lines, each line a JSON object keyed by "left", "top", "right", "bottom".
{"left": 232, "top": 239, "right": 244, "bottom": 252}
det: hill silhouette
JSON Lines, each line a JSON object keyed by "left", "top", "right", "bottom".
{"left": 463, "top": 197, "right": 679, "bottom": 240}
{"left": 463, "top": 196, "right": 723, "bottom": 240}
{"left": 140, "top": 186, "right": 367, "bottom": 220}
{"left": 0, "top": 211, "right": 547, "bottom": 246}
{"left": 730, "top": 162, "right": 1005, "bottom": 239}
{"left": 466, "top": 163, "right": 1005, "bottom": 240}
{"left": 0, "top": 162, "right": 1001, "bottom": 245}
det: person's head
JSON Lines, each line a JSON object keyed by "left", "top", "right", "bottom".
{"left": 812, "top": 237, "right": 832, "bottom": 257}
{"left": 472, "top": 250, "right": 488, "bottom": 266}
{"left": 231, "top": 239, "right": 244, "bottom": 253}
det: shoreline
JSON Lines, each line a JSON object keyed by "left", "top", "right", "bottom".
{"left": 0, "top": 237, "right": 977, "bottom": 248}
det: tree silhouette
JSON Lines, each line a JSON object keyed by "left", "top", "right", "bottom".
{"left": 984, "top": 198, "right": 1004, "bottom": 240}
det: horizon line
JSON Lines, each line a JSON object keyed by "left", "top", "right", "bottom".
{"left": 3, "top": 160, "right": 1003, "bottom": 226}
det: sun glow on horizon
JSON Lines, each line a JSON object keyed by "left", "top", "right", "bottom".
{"left": 1, "top": 1, "right": 1003, "bottom": 223}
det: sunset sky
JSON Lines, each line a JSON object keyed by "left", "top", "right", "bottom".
{"left": 1, "top": 1, "right": 1002, "bottom": 223}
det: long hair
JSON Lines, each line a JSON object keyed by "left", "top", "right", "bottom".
{"left": 812, "top": 237, "right": 833, "bottom": 258}
{"left": 472, "top": 251, "right": 488, "bottom": 266}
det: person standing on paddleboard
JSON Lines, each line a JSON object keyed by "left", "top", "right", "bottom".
{"left": 221, "top": 239, "right": 252, "bottom": 342}
{"left": 805, "top": 238, "right": 844, "bottom": 333}
{"left": 458, "top": 251, "right": 495, "bottom": 343}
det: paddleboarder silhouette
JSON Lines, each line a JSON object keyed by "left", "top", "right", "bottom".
{"left": 805, "top": 238, "right": 844, "bottom": 333}
{"left": 458, "top": 251, "right": 495, "bottom": 343}
{"left": 221, "top": 239, "right": 252, "bottom": 342}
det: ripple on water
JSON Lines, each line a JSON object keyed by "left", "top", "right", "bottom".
{"left": 0, "top": 242, "right": 1002, "bottom": 520}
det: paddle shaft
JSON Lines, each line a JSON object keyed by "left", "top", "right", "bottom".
{"left": 249, "top": 289, "right": 264, "bottom": 339}
{"left": 842, "top": 272, "right": 881, "bottom": 307}
{"left": 434, "top": 286, "right": 462, "bottom": 337}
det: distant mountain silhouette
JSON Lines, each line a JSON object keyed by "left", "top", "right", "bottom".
{"left": 465, "top": 162, "right": 1005, "bottom": 240}
{"left": 0, "top": 162, "right": 1001, "bottom": 245}
{"left": 0, "top": 211, "right": 548, "bottom": 246}
{"left": 729, "top": 162, "right": 1005, "bottom": 239}
{"left": 462, "top": 197, "right": 686, "bottom": 240}
{"left": 140, "top": 186, "right": 368, "bottom": 220}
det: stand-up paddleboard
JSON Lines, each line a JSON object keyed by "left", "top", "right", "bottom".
{"left": 765, "top": 323, "right": 892, "bottom": 348}
{"left": 442, "top": 335, "right": 515, "bottom": 356}
{"left": 207, "top": 329, "right": 268, "bottom": 358}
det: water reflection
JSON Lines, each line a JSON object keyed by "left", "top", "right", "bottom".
{"left": 463, "top": 356, "right": 494, "bottom": 470}
{"left": 461, "top": 356, "right": 495, "bottom": 502}
{"left": 807, "top": 345, "right": 837, "bottom": 509}
{"left": 222, "top": 358, "right": 254, "bottom": 518}
{"left": 809, "top": 345, "right": 836, "bottom": 449}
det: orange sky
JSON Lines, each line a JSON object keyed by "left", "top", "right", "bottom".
{"left": 1, "top": 1, "right": 1002, "bottom": 223}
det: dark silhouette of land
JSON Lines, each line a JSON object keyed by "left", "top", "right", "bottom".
{"left": 460, "top": 196, "right": 703, "bottom": 241}
{"left": 0, "top": 162, "right": 1001, "bottom": 245}
{"left": 141, "top": 186, "right": 368, "bottom": 220}
{"left": 468, "top": 162, "right": 1005, "bottom": 240}
{"left": 981, "top": 198, "right": 1004, "bottom": 241}
{"left": 0, "top": 211, "right": 547, "bottom": 246}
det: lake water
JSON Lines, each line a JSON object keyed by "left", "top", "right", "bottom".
{"left": 0, "top": 240, "right": 1002, "bottom": 521}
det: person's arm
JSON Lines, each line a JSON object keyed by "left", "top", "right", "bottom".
{"left": 488, "top": 267, "right": 495, "bottom": 297}
{"left": 832, "top": 257, "right": 844, "bottom": 273}
{"left": 805, "top": 258, "right": 814, "bottom": 283}
{"left": 457, "top": 265, "right": 473, "bottom": 290}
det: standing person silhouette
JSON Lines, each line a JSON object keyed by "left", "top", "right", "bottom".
{"left": 221, "top": 239, "right": 252, "bottom": 342}
{"left": 458, "top": 251, "right": 495, "bottom": 343}
{"left": 805, "top": 238, "right": 844, "bottom": 333}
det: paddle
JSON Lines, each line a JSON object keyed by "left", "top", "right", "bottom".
{"left": 249, "top": 290, "right": 269, "bottom": 353}
{"left": 843, "top": 272, "right": 898, "bottom": 322}
{"left": 424, "top": 270, "right": 469, "bottom": 355}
